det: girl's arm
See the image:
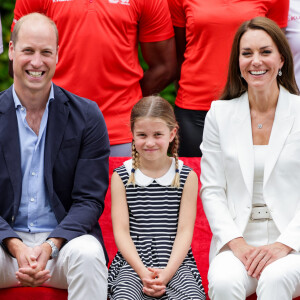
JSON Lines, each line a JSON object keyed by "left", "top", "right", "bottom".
{"left": 146, "top": 170, "right": 198, "bottom": 286}
{"left": 111, "top": 172, "right": 149, "bottom": 278}
{"left": 111, "top": 171, "right": 166, "bottom": 296}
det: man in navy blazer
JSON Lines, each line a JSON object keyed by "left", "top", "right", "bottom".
{"left": 0, "top": 13, "right": 110, "bottom": 299}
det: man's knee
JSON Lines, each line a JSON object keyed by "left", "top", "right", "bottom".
{"left": 0, "top": 247, "right": 19, "bottom": 288}
{"left": 64, "top": 235, "right": 106, "bottom": 269}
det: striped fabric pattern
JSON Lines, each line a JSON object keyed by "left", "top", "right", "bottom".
{"left": 108, "top": 164, "right": 206, "bottom": 299}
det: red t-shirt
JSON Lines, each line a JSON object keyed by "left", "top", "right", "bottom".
{"left": 12, "top": 0, "right": 174, "bottom": 145}
{"left": 167, "top": 0, "right": 289, "bottom": 111}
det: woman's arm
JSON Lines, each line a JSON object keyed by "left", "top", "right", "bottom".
{"left": 200, "top": 102, "right": 243, "bottom": 249}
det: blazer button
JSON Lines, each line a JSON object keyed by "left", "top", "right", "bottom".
{"left": 11, "top": 216, "right": 15, "bottom": 222}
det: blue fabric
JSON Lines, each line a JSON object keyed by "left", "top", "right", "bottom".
{"left": 12, "top": 84, "right": 58, "bottom": 232}
{"left": 0, "top": 84, "right": 110, "bottom": 264}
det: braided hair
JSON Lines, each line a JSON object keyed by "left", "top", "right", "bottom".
{"left": 127, "top": 95, "right": 180, "bottom": 188}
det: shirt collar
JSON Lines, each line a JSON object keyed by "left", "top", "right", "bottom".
{"left": 12, "top": 83, "right": 54, "bottom": 109}
{"left": 124, "top": 158, "right": 183, "bottom": 187}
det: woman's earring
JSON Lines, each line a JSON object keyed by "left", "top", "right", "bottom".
{"left": 278, "top": 69, "right": 282, "bottom": 77}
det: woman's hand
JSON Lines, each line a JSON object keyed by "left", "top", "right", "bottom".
{"left": 245, "top": 242, "right": 292, "bottom": 279}
{"left": 141, "top": 268, "right": 166, "bottom": 298}
{"left": 228, "top": 237, "right": 257, "bottom": 266}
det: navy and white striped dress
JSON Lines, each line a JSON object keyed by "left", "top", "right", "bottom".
{"left": 108, "top": 159, "right": 206, "bottom": 300}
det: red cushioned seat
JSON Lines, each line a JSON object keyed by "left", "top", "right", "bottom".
{"left": 0, "top": 287, "right": 67, "bottom": 300}
{"left": 0, "top": 158, "right": 299, "bottom": 300}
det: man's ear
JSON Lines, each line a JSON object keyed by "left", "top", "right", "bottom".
{"left": 8, "top": 41, "right": 14, "bottom": 61}
{"left": 56, "top": 46, "right": 59, "bottom": 64}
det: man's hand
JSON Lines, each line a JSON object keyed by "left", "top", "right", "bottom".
{"left": 4, "top": 237, "right": 54, "bottom": 287}
{"left": 16, "top": 238, "right": 65, "bottom": 286}
{"left": 3, "top": 237, "right": 47, "bottom": 286}
{"left": 16, "top": 268, "right": 51, "bottom": 287}
{"left": 16, "top": 242, "right": 52, "bottom": 286}
{"left": 245, "top": 242, "right": 292, "bottom": 278}
{"left": 4, "top": 238, "right": 38, "bottom": 269}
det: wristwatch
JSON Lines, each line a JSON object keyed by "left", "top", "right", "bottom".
{"left": 44, "top": 239, "right": 59, "bottom": 259}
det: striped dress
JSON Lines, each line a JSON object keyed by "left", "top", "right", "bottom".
{"left": 108, "top": 159, "right": 206, "bottom": 300}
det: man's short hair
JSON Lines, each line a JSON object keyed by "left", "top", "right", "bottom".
{"left": 12, "top": 13, "right": 59, "bottom": 47}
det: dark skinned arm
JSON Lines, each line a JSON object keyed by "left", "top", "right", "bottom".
{"left": 139, "top": 37, "right": 177, "bottom": 96}
{"left": 173, "top": 26, "right": 186, "bottom": 83}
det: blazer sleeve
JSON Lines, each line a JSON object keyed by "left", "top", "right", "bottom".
{"left": 48, "top": 100, "right": 110, "bottom": 242}
{"left": 200, "top": 101, "right": 243, "bottom": 251}
{"left": 277, "top": 211, "right": 300, "bottom": 252}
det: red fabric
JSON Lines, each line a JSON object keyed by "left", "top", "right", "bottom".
{"left": 100, "top": 157, "right": 212, "bottom": 293}
{"left": 12, "top": 0, "right": 174, "bottom": 146}
{"left": 0, "top": 287, "right": 67, "bottom": 299}
{"left": 1, "top": 157, "right": 299, "bottom": 300}
{"left": 167, "top": 0, "right": 289, "bottom": 111}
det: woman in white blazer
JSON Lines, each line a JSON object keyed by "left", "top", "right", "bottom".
{"left": 200, "top": 17, "right": 300, "bottom": 300}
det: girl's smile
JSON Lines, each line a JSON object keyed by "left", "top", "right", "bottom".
{"left": 133, "top": 117, "right": 176, "bottom": 163}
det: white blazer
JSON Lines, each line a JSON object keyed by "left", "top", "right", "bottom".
{"left": 200, "top": 87, "right": 300, "bottom": 262}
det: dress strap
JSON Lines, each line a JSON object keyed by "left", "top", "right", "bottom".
{"left": 114, "top": 165, "right": 129, "bottom": 186}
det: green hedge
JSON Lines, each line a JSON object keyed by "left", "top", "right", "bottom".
{"left": 0, "top": 2, "right": 176, "bottom": 104}
{"left": 0, "top": 0, "right": 15, "bottom": 92}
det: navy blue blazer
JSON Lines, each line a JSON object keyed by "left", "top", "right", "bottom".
{"left": 0, "top": 84, "right": 110, "bottom": 263}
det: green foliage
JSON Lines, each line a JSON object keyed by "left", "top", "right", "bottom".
{"left": 0, "top": 0, "right": 15, "bottom": 92}
{"left": 0, "top": 2, "right": 176, "bottom": 105}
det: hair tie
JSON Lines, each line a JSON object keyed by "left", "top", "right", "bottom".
{"left": 131, "top": 168, "right": 136, "bottom": 173}
{"left": 175, "top": 169, "right": 179, "bottom": 173}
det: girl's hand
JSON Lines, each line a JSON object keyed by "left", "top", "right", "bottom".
{"left": 147, "top": 267, "right": 171, "bottom": 286}
{"left": 141, "top": 268, "right": 166, "bottom": 297}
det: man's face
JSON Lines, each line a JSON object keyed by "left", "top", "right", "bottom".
{"left": 9, "top": 19, "right": 58, "bottom": 95}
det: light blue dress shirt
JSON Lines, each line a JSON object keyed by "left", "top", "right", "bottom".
{"left": 12, "top": 84, "right": 58, "bottom": 232}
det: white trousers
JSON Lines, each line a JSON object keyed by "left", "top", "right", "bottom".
{"left": 0, "top": 232, "right": 108, "bottom": 300}
{"left": 208, "top": 220, "right": 300, "bottom": 300}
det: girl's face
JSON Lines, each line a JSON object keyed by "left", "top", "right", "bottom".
{"left": 133, "top": 117, "right": 177, "bottom": 162}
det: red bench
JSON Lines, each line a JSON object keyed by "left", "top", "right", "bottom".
{"left": 0, "top": 157, "right": 298, "bottom": 300}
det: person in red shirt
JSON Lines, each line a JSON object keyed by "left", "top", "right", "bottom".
{"left": 11, "top": 0, "right": 176, "bottom": 156}
{"left": 167, "top": 0, "right": 289, "bottom": 156}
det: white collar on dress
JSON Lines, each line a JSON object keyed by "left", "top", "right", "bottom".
{"left": 124, "top": 158, "right": 183, "bottom": 187}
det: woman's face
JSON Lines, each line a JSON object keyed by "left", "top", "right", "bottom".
{"left": 239, "top": 29, "right": 284, "bottom": 93}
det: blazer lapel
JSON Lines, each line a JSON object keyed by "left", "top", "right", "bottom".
{"left": 44, "top": 85, "right": 70, "bottom": 199}
{"left": 0, "top": 87, "right": 22, "bottom": 215}
{"left": 235, "top": 92, "right": 254, "bottom": 199}
{"left": 264, "top": 87, "right": 294, "bottom": 187}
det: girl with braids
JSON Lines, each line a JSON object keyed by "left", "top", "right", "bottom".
{"left": 107, "top": 96, "right": 206, "bottom": 300}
